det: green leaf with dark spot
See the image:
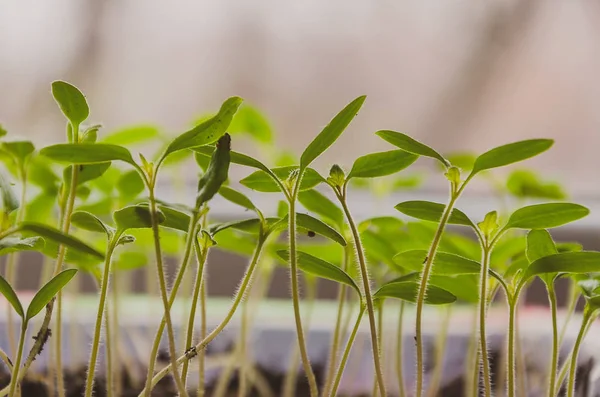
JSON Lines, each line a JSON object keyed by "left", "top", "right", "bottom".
{"left": 163, "top": 97, "right": 242, "bottom": 157}
{"left": 71, "top": 211, "right": 112, "bottom": 236}
{"left": 348, "top": 150, "right": 418, "bottom": 179}
{"left": 394, "top": 250, "right": 480, "bottom": 275}
{"left": 374, "top": 281, "right": 456, "bottom": 305}
{"left": 277, "top": 250, "right": 360, "bottom": 296}
{"left": 470, "top": 139, "right": 554, "bottom": 175}
{"left": 64, "top": 162, "right": 112, "bottom": 187}
{"left": 505, "top": 203, "right": 589, "bottom": 230}
{"left": 41, "top": 144, "right": 136, "bottom": 166}
{"left": 298, "top": 189, "right": 343, "bottom": 226}
{"left": 156, "top": 204, "right": 191, "bottom": 233}
{"left": 295, "top": 213, "right": 346, "bottom": 246}
{"left": 113, "top": 205, "right": 165, "bottom": 230}
{"left": 376, "top": 130, "right": 449, "bottom": 166}
{"left": 395, "top": 201, "right": 474, "bottom": 227}
{"left": 240, "top": 167, "right": 324, "bottom": 193}
{"left": 0, "top": 273, "right": 24, "bottom": 318}
{"left": 51, "top": 81, "right": 89, "bottom": 125}
{"left": 25, "top": 269, "right": 77, "bottom": 321}
{"left": 300, "top": 96, "right": 365, "bottom": 170}
{"left": 18, "top": 222, "right": 104, "bottom": 259}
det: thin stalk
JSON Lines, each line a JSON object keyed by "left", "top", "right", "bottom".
{"left": 465, "top": 306, "right": 479, "bottom": 397}
{"left": 507, "top": 295, "right": 519, "bottom": 397}
{"left": 322, "top": 245, "right": 351, "bottom": 397}
{"left": 181, "top": 237, "right": 208, "bottom": 384}
{"left": 329, "top": 305, "right": 366, "bottom": 397}
{"left": 371, "top": 305, "right": 384, "bottom": 397}
{"left": 336, "top": 185, "right": 386, "bottom": 396}
{"left": 7, "top": 323, "right": 27, "bottom": 397}
{"left": 546, "top": 285, "right": 558, "bottom": 397}
{"left": 287, "top": 194, "right": 319, "bottom": 397}
{"left": 111, "top": 269, "right": 122, "bottom": 397}
{"left": 140, "top": 236, "right": 265, "bottom": 396}
{"left": 238, "top": 284, "right": 250, "bottom": 397}
{"left": 147, "top": 191, "right": 189, "bottom": 397}
{"left": 427, "top": 305, "right": 452, "bottom": 397}
{"left": 0, "top": 348, "right": 12, "bottom": 372}
{"left": 414, "top": 191, "right": 460, "bottom": 397}
{"left": 142, "top": 207, "right": 200, "bottom": 397}
{"left": 197, "top": 279, "right": 207, "bottom": 397}
{"left": 104, "top": 303, "right": 114, "bottom": 397}
{"left": 554, "top": 317, "right": 593, "bottom": 396}
{"left": 84, "top": 235, "right": 120, "bottom": 397}
{"left": 478, "top": 246, "right": 493, "bottom": 397}
{"left": 566, "top": 309, "right": 594, "bottom": 397}
{"left": 558, "top": 282, "right": 580, "bottom": 348}
{"left": 396, "top": 301, "right": 406, "bottom": 397}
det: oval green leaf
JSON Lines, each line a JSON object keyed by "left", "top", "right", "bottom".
{"left": 2, "top": 141, "right": 35, "bottom": 165}
{"left": 393, "top": 250, "right": 480, "bottom": 275}
{"left": 374, "top": 280, "right": 456, "bottom": 305}
{"left": 375, "top": 130, "right": 449, "bottom": 166}
{"left": 51, "top": 81, "right": 89, "bottom": 125}
{"left": 40, "top": 143, "right": 135, "bottom": 166}
{"left": 526, "top": 229, "right": 557, "bottom": 263}
{"left": 300, "top": 96, "right": 366, "bottom": 170}
{"left": 219, "top": 186, "right": 257, "bottom": 213}
{"left": 64, "top": 162, "right": 112, "bottom": 186}
{"left": 163, "top": 96, "right": 242, "bottom": 157}
{"left": 25, "top": 269, "right": 77, "bottom": 321}
{"left": 18, "top": 222, "right": 104, "bottom": 259}
{"left": 71, "top": 211, "right": 111, "bottom": 235}
{"left": 0, "top": 274, "right": 24, "bottom": 318}
{"left": 395, "top": 201, "right": 474, "bottom": 227}
{"left": 156, "top": 204, "right": 191, "bottom": 232}
{"left": 296, "top": 213, "right": 346, "bottom": 246}
{"left": 276, "top": 250, "right": 360, "bottom": 296}
{"left": 0, "top": 171, "right": 19, "bottom": 213}
{"left": 524, "top": 252, "right": 600, "bottom": 280}
{"left": 240, "top": 167, "right": 324, "bottom": 193}
{"left": 347, "top": 150, "right": 418, "bottom": 179}
{"left": 210, "top": 218, "right": 263, "bottom": 236}
{"left": 0, "top": 236, "right": 44, "bottom": 255}
{"left": 505, "top": 203, "right": 589, "bottom": 230}
{"left": 101, "top": 125, "right": 160, "bottom": 146}
{"left": 471, "top": 139, "right": 554, "bottom": 175}
{"left": 298, "top": 189, "right": 343, "bottom": 227}
{"left": 117, "top": 170, "right": 145, "bottom": 198}
{"left": 113, "top": 205, "right": 165, "bottom": 230}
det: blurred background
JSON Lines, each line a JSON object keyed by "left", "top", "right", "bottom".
{"left": 1, "top": 0, "right": 600, "bottom": 299}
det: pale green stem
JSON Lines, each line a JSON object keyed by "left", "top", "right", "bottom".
{"left": 84, "top": 235, "right": 120, "bottom": 397}
{"left": 507, "top": 291, "right": 521, "bottom": 397}
{"left": 414, "top": 192, "right": 459, "bottom": 397}
{"left": 371, "top": 304, "right": 384, "bottom": 397}
{"left": 197, "top": 280, "right": 207, "bottom": 397}
{"left": 558, "top": 282, "right": 580, "bottom": 348}
{"left": 147, "top": 191, "right": 189, "bottom": 397}
{"left": 142, "top": 209, "right": 199, "bottom": 396}
{"left": 104, "top": 302, "right": 114, "bottom": 397}
{"left": 566, "top": 309, "right": 594, "bottom": 397}
{"left": 329, "top": 305, "right": 366, "bottom": 397}
{"left": 337, "top": 186, "right": 386, "bottom": 397}
{"left": 396, "top": 301, "right": 406, "bottom": 397}
{"left": 287, "top": 192, "right": 319, "bottom": 397}
{"left": 427, "top": 305, "right": 452, "bottom": 397}
{"left": 238, "top": 285, "right": 250, "bottom": 397}
{"left": 140, "top": 236, "right": 265, "bottom": 396}
{"left": 554, "top": 317, "right": 593, "bottom": 396}
{"left": 0, "top": 348, "right": 12, "bottom": 372}
{"left": 478, "top": 246, "right": 493, "bottom": 397}
{"left": 181, "top": 237, "right": 207, "bottom": 384}
{"left": 546, "top": 285, "right": 558, "bottom": 397}
{"left": 110, "top": 269, "right": 122, "bottom": 397}
{"left": 322, "top": 245, "right": 351, "bottom": 397}
{"left": 465, "top": 307, "right": 479, "bottom": 397}
{"left": 7, "top": 323, "right": 27, "bottom": 397}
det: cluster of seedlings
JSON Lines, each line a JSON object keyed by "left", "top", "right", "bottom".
{"left": 0, "top": 81, "right": 598, "bottom": 397}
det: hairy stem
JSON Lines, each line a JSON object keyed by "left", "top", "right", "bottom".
{"left": 84, "top": 235, "right": 120, "bottom": 397}
{"left": 427, "top": 305, "right": 452, "bottom": 397}
{"left": 198, "top": 280, "right": 207, "bottom": 397}
{"left": 329, "top": 305, "right": 366, "bottom": 397}
{"left": 507, "top": 294, "right": 519, "bottom": 397}
{"left": 566, "top": 309, "right": 594, "bottom": 397}
{"left": 546, "top": 285, "right": 558, "bottom": 397}
{"left": 371, "top": 305, "right": 384, "bottom": 397}
{"left": 337, "top": 187, "right": 386, "bottom": 396}
{"left": 7, "top": 323, "right": 26, "bottom": 397}
{"left": 396, "top": 301, "right": 406, "bottom": 397}
{"left": 104, "top": 303, "right": 114, "bottom": 397}
{"left": 465, "top": 307, "right": 479, "bottom": 397}
{"left": 478, "top": 246, "right": 493, "bottom": 397}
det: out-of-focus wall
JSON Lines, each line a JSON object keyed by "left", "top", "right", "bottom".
{"left": 1, "top": 0, "right": 600, "bottom": 195}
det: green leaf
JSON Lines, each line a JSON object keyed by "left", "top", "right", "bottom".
{"left": 25, "top": 269, "right": 77, "bottom": 321}
{"left": 113, "top": 205, "right": 165, "bottom": 230}
{"left": 300, "top": 96, "right": 366, "bottom": 170}
{"left": 347, "top": 150, "right": 418, "bottom": 179}
{"left": 156, "top": 204, "right": 191, "bottom": 233}
{"left": 507, "top": 170, "right": 566, "bottom": 200}
{"left": 163, "top": 97, "right": 242, "bottom": 157}
{"left": 298, "top": 189, "right": 343, "bottom": 226}
{"left": 64, "top": 162, "right": 112, "bottom": 186}
{"left": 114, "top": 251, "right": 147, "bottom": 271}
{"left": 211, "top": 218, "right": 263, "bottom": 236}
{"left": 276, "top": 250, "right": 360, "bottom": 295}
{"left": 18, "top": 223, "right": 104, "bottom": 260}
{"left": 240, "top": 167, "right": 324, "bottom": 193}
{"left": 81, "top": 124, "right": 100, "bottom": 143}
{"left": 471, "top": 139, "right": 554, "bottom": 175}
{"left": 51, "top": 81, "right": 89, "bottom": 125}
{"left": 194, "top": 146, "right": 271, "bottom": 174}
{"left": 526, "top": 229, "right": 558, "bottom": 263}
{"left": 394, "top": 201, "right": 474, "bottom": 227}
{"left": 101, "top": 125, "right": 160, "bottom": 146}
{"left": 40, "top": 144, "right": 136, "bottom": 166}
{"left": 375, "top": 130, "right": 448, "bottom": 166}
{"left": 71, "top": 211, "right": 111, "bottom": 236}
{"left": 0, "top": 171, "right": 19, "bottom": 213}
{"left": 28, "top": 158, "right": 59, "bottom": 192}
{"left": 0, "top": 125, "right": 7, "bottom": 138}
{"left": 2, "top": 141, "right": 35, "bottom": 165}
{"left": 0, "top": 274, "right": 24, "bottom": 318}
{"left": 196, "top": 134, "right": 231, "bottom": 208}
{"left": 228, "top": 104, "right": 273, "bottom": 143}
{"left": 396, "top": 273, "right": 480, "bottom": 303}
{"left": 524, "top": 252, "right": 600, "bottom": 280}
{"left": 296, "top": 213, "right": 346, "bottom": 246}
{"left": 0, "top": 236, "right": 44, "bottom": 255}
{"left": 393, "top": 250, "right": 480, "bottom": 275}
{"left": 374, "top": 281, "right": 456, "bottom": 305}
{"left": 116, "top": 170, "right": 144, "bottom": 199}
{"left": 361, "top": 229, "right": 397, "bottom": 268}
{"left": 505, "top": 203, "right": 589, "bottom": 230}
{"left": 219, "top": 186, "right": 257, "bottom": 212}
